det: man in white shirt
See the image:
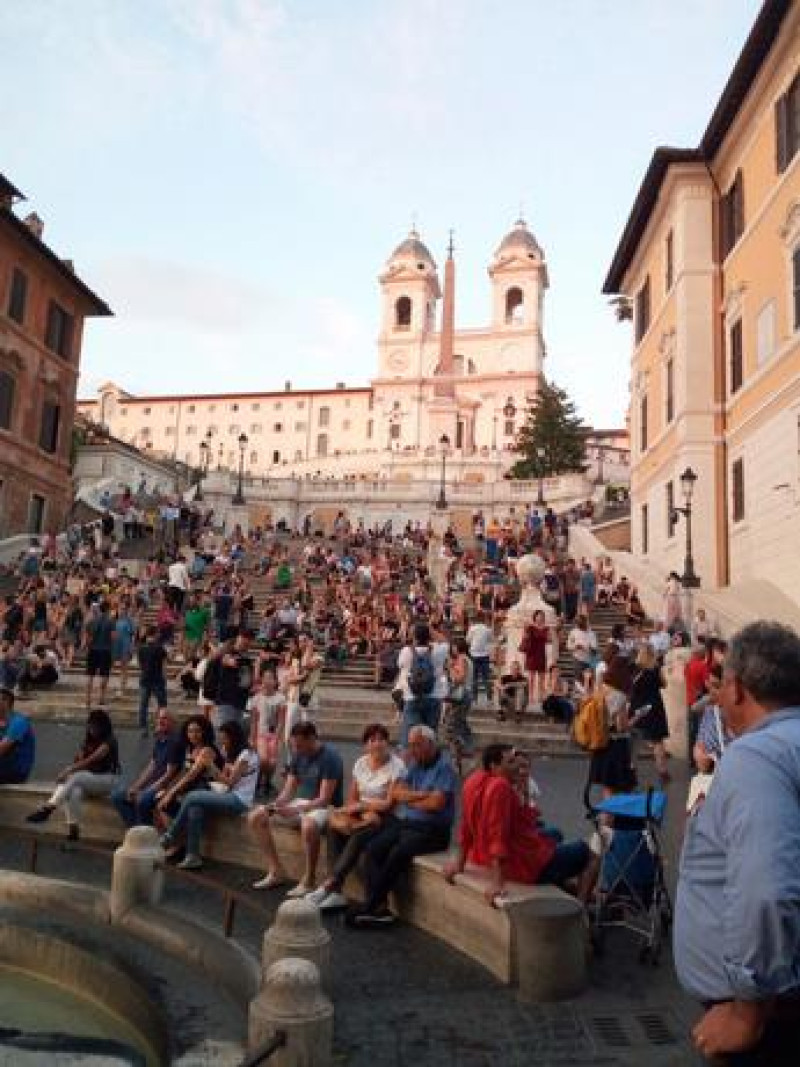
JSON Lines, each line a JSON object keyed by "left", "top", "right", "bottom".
{"left": 167, "top": 555, "right": 191, "bottom": 613}
{"left": 466, "top": 612, "right": 493, "bottom": 702}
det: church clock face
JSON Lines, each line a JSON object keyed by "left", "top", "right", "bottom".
{"left": 388, "top": 350, "right": 409, "bottom": 373}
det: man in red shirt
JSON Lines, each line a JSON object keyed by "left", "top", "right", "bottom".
{"left": 443, "top": 744, "right": 597, "bottom": 906}
{"left": 685, "top": 645, "right": 711, "bottom": 755}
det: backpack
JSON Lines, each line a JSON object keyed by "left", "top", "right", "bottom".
{"left": 409, "top": 648, "right": 435, "bottom": 697}
{"left": 572, "top": 688, "right": 609, "bottom": 751}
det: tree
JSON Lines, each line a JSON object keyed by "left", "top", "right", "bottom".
{"left": 510, "top": 380, "right": 587, "bottom": 479}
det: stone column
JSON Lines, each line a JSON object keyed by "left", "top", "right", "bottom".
{"left": 663, "top": 647, "right": 691, "bottom": 761}
{"left": 110, "top": 826, "right": 164, "bottom": 921}
{"left": 249, "top": 958, "right": 333, "bottom": 1067}
{"left": 262, "top": 899, "right": 331, "bottom": 990}
{"left": 510, "top": 889, "right": 587, "bottom": 1002}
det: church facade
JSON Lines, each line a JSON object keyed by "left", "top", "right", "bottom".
{"left": 78, "top": 220, "right": 547, "bottom": 481}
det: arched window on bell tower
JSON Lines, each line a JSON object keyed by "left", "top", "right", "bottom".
{"left": 505, "top": 287, "right": 524, "bottom": 325}
{"left": 395, "top": 296, "right": 412, "bottom": 330}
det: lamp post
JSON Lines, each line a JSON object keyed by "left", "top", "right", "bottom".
{"left": 436, "top": 434, "right": 450, "bottom": 510}
{"left": 197, "top": 439, "right": 209, "bottom": 502}
{"left": 594, "top": 444, "right": 607, "bottom": 486}
{"left": 674, "top": 466, "right": 700, "bottom": 589}
{"left": 233, "top": 432, "right": 248, "bottom": 506}
{"left": 536, "top": 445, "right": 546, "bottom": 506}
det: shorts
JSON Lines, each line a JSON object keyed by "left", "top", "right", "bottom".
{"left": 86, "top": 649, "right": 113, "bottom": 677}
{"left": 538, "top": 840, "right": 592, "bottom": 886}
{"left": 268, "top": 800, "right": 330, "bottom": 831}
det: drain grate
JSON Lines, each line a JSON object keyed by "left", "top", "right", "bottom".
{"left": 591, "top": 1015, "right": 631, "bottom": 1049}
{"left": 637, "top": 1012, "right": 677, "bottom": 1046}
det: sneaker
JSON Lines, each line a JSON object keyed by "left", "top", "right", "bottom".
{"left": 305, "top": 886, "right": 330, "bottom": 907}
{"left": 353, "top": 908, "right": 396, "bottom": 928}
{"left": 26, "top": 805, "right": 54, "bottom": 824}
{"left": 176, "top": 854, "right": 203, "bottom": 870}
{"left": 252, "top": 872, "right": 288, "bottom": 891}
{"left": 318, "top": 891, "right": 348, "bottom": 912}
{"left": 285, "top": 882, "right": 314, "bottom": 899}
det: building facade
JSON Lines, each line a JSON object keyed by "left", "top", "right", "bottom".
{"left": 78, "top": 220, "right": 548, "bottom": 481}
{"left": 0, "top": 173, "right": 111, "bottom": 537}
{"left": 604, "top": 0, "right": 800, "bottom": 603}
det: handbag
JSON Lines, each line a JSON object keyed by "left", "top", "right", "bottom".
{"left": 328, "top": 809, "right": 381, "bottom": 836}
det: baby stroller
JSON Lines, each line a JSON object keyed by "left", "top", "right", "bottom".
{"left": 584, "top": 787, "right": 672, "bottom": 964}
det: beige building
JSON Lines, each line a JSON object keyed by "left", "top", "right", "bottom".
{"left": 78, "top": 220, "right": 547, "bottom": 481}
{"left": 604, "top": 0, "right": 800, "bottom": 606}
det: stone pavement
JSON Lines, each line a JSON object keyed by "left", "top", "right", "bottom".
{"left": 7, "top": 724, "right": 706, "bottom": 1066}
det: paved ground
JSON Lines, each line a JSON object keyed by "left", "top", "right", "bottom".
{"left": 7, "top": 724, "right": 706, "bottom": 1066}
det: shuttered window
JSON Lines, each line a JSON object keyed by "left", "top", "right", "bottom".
{"left": 634, "top": 276, "right": 651, "bottom": 344}
{"left": 641, "top": 504, "right": 649, "bottom": 554}
{"left": 732, "top": 458, "right": 745, "bottom": 523}
{"left": 793, "top": 247, "right": 800, "bottom": 332}
{"left": 729, "top": 319, "right": 743, "bottom": 395}
{"left": 776, "top": 73, "right": 800, "bottom": 173}
{"left": 720, "top": 171, "right": 745, "bottom": 258}
{"left": 7, "top": 268, "right": 27, "bottom": 325}
{"left": 39, "top": 401, "right": 60, "bottom": 454}
{"left": 666, "top": 481, "right": 676, "bottom": 538}
{"left": 0, "top": 372, "right": 14, "bottom": 431}
{"left": 44, "top": 300, "right": 74, "bottom": 359}
{"left": 640, "top": 395, "right": 648, "bottom": 452}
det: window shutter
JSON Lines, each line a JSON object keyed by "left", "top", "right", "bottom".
{"left": 0, "top": 372, "right": 14, "bottom": 430}
{"left": 776, "top": 94, "right": 789, "bottom": 172}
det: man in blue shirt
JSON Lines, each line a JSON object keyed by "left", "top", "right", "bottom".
{"left": 0, "top": 687, "right": 35, "bottom": 784}
{"left": 111, "top": 709, "right": 183, "bottom": 827}
{"left": 347, "top": 724, "right": 457, "bottom": 928}
{"left": 675, "top": 621, "right": 800, "bottom": 1065}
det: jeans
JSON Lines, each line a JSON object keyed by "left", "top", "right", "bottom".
{"left": 0, "top": 754, "right": 29, "bottom": 784}
{"left": 48, "top": 771, "right": 120, "bottom": 827}
{"left": 213, "top": 704, "right": 244, "bottom": 731}
{"left": 328, "top": 823, "right": 385, "bottom": 891}
{"left": 471, "top": 656, "right": 492, "bottom": 699}
{"left": 362, "top": 815, "right": 451, "bottom": 911}
{"left": 111, "top": 783, "right": 160, "bottom": 827}
{"left": 139, "top": 680, "right": 167, "bottom": 730}
{"left": 400, "top": 696, "right": 441, "bottom": 746}
{"left": 164, "top": 788, "right": 247, "bottom": 856}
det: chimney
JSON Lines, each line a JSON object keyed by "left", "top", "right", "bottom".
{"left": 336, "top": 382, "right": 346, "bottom": 390}
{"left": 285, "top": 380, "right": 292, "bottom": 392}
{"left": 23, "top": 212, "right": 44, "bottom": 239}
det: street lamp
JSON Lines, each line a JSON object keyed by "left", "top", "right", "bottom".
{"left": 197, "top": 439, "right": 209, "bottom": 502}
{"left": 233, "top": 432, "right": 249, "bottom": 506}
{"left": 672, "top": 466, "right": 700, "bottom": 588}
{"left": 436, "top": 434, "right": 450, "bottom": 510}
{"left": 594, "top": 444, "right": 607, "bottom": 486}
{"left": 536, "top": 446, "right": 546, "bottom": 506}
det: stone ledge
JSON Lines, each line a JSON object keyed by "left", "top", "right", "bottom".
{"left": 0, "top": 783, "right": 587, "bottom": 999}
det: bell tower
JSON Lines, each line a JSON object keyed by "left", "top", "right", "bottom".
{"left": 377, "top": 228, "right": 441, "bottom": 379}
{"left": 488, "top": 217, "right": 548, "bottom": 375}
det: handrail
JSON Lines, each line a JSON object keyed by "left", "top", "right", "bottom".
{"left": 237, "top": 1032, "right": 288, "bottom": 1067}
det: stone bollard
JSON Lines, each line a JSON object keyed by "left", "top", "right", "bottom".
{"left": 249, "top": 958, "right": 333, "bottom": 1067}
{"left": 510, "top": 888, "right": 587, "bottom": 1002}
{"left": 262, "top": 899, "right": 331, "bottom": 990}
{"left": 110, "top": 826, "right": 164, "bottom": 921}
{"left": 663, "top": 647, "right": 692, "bottom": 761}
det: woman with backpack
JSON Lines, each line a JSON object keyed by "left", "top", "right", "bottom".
{"left": 584, "top": 655, "right": 636, "bottom": 798}
{"left": 396, "top": 623, "right": 445, "bottom": 747}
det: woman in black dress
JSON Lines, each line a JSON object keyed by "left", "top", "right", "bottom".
{"left": 629, "top": 644, "right": 670, "bottom": 784}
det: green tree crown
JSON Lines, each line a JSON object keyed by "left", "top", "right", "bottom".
{"left": 510, "top": 380, "right": 587, "bottom": 479}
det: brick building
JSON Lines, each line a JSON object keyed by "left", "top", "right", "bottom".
{"left": 0, "top": 172, "right": 111, "bottom": 537}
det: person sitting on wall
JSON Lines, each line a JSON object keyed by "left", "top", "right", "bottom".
{"left": 443, "top": 743, "right": 598, "bottom": 905}
{"left": 111, "top": 708, "right": 183, "bottom": 828}
{"left": 0, "top": 687, "right": 35, "bottom": 784}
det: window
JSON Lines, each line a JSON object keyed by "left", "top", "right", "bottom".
{"left": 296, "top": 400, "right": 305, "bottom": 409}
{"left": 274, "top": 422, "right": 283, "bottom": 432}
{"left": 164, "top": 426, "right": 175, "bottom": 436}
{"left": 390, "top": 422, "right": 401, "bottom": 441}
{"left": 188, "top": 404, "right": 195, "bottom": 413}
{"left": 666, "top": 481, "right": 676, "bottom": 538}
{"left": 185, "top": 425, "right": 197, "bottom": 436}
{"left": 345, "top": 399, "right": 351, "bottom": 408}
{"left": 721, "top": 170, "right": 745, "bottom": 258}
{"left": 757, "top": 300, "right": 776, "bottom": 365}
{"left": 120, "top": 407, "right": 128, "bottom": 417}
{"left": 317, "top": 433, "right": 328, "bottom": 457}
{"left": 207, "top": 424, "right": 218, "bottom": 435}
{"left": 228, "top": 424, "right": 240, "bottom": 435}
{"left": 729, "top": 319, "right": 743, "bottom": 395}
{"left": 367, "top": 419, "right": 373, "bottom": 439}
{"left": 294, "top": 421, "right": 306, "bottom": 432}
{"left": 294, "top": 448, "right": 303, "bottom": 461}
{"left": 395, "top": 296, "right": 412, "bottom": 329}
{"left": 318, "top": 407, "right": 330, "bottom": 428}
{"left": 251, "top": 451, "right": 259, "bottom": 465}
{"left": 143, "top": 407, "right": 151, "bottom": 415}
{"left": 343, "top": 420, "right": 351, "bottom": 431}
{"left": 168, "top": 405, "right": 175, "bottom": 414}
{"left": 39, "top": 401, "right": 60, "bottom": 454}
{"left": 368, "top": 395, "right": 374, "bottom": 411}
{"left": 7, "top": 268, "right": 27, "bottom": 325}
{"left": 504, "top": 419, "right": 515, "bottom": 436}
{"left": 208, "top": 404, "right": 216, "bottom": 412}
{"left": 665, "top": 230, "right": 674, "bottom": 292}
{"left": 776, "top": 72, "right": 800, "bottom": 173}
{"left": 272, "top": 450, "right": 280, "bottom": 464}
{"left": 251, "top": 423, "right": 262, "bottom": 434}
{"left": 665, "top": 359, "right": 674, "bottom": 423}
{"left": 634, "top": 276, "right": 651, "bottom": 344}
{"left": 28, "top": 494, "right": 45, "bottom": 535}
{"left": 732, "top": 457, "right": 745, "bottom": 522}
{"left": 252, "top": 403, "right": 260, "bottom": 411}
{"left": 274, "top": 401, "right": 282, "bottom": 411}
{"left": 505, "top": 286, "right": 524, "bottom": 324}
{"left": 0, "top": 371, "right": 14, "bottom": 430}
{"left": 231, "top": 403, "right": 239, "bottom": 412}
{"left": 45, "top": 301, "right": 73, "bottom": 358}
{"left": 793, "top": 247, "right": 800, "bottom": 332}
{"left": 639, "top": 395, "right": 648, "bottom": 452}
{"left": 641, "top": 504, "right": 649, "bottom": 554}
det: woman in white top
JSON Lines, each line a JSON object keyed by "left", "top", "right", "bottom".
{"left": 306, "top": 722, "right": 405, "bottom": 911}
{"left": 160, "top": 720, "right": 259, "bottom": 870}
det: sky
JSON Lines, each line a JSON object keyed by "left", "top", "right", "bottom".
{"left": 1, "top": 0, "right": 763, "bottom": 427}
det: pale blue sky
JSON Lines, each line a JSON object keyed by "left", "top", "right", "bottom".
{"left": 2, "top": 0, "right": 761, "bottom": 425}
